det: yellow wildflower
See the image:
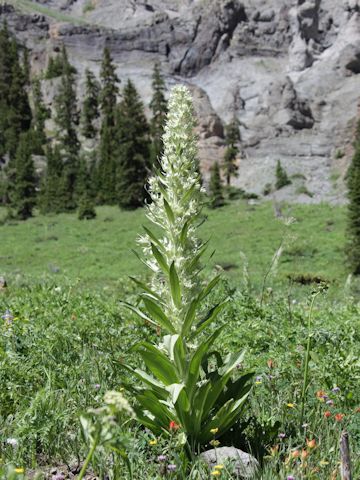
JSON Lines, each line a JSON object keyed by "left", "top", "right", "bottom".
{"left": 209, "top": 439, "right": 220, "bottom": 447}
{"left": 214, "top": 464, "right": 224, "bottom": 470}
{"left": 149, "top": 439, "right": 157, "bottom": 446}
{"left": 15, "top": 468, "right": 24, "bottom": 474}
{"left": 286, "top": 403, "right": 295, "bottom": 408}
{"left": 211, "top": 471, "right": 221, "bottom": 476}
{"left": 210, "top": 428, "right": 219, "bottom": 434}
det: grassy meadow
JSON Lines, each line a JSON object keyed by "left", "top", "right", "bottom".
{"left": 1, "top": 199, "right": 359, "bottom": 479}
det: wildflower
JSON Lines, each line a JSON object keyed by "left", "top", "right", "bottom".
{"left": 94, "top": 384, "right": 101, "bottom": 390}
{"left": 211, "top": 471, "right": 221, "bottom": 476}
{"left": 157, "top": 455, "right": 167, "bottom": 462}
{"left": 210, "top": 428, "right": 219, "bottom": 434}
{"left": 267, "top": 359, "right": 275, "bottom": 369}
{"left": 319, "top": 460, "right": 329, "bottom": 466}
{"left": 270, "top": 445, "right": 279, "bottom": 456}
{"left": 167, "top": 464, "right": 177, "bottom": 472}
{"left": 316, "top": 390, "right": 327, "bottom": 399}
{"left": 53, "top": 475, "right": 65, "bottom": 480}
{"left": 335, "top": 413, "right": 344, "bottom": 422}
{"left": 326, "top": 399, "right": 334, "bottom": 406}
{"left": 332, "top": 386, "right": 340, "bottom": 393}
{"left": 286, "top": 403, "right": 295, "bottom": 408}
{"left": 14, "top": 468, "right": 24, "bottom": 474}
{"left": 324, "top": 410, "right": 331, "bottom": 418}
{"left": 301, "top": 449, "right": 308, "bottom": 460}
{"left": 278, "top": 433, "right": 286, "bottom": 439}
{"left": 291, "top": 450, "right": 300, "bottom": 458}
{"left": 210, "top": 439, "right": 220, "bottom": 447}
{"left": 2, "top": 310, "right": 14, "bottom": 325}
{"left": 6, "top": 438, "right": 18, "bottom": 448}
{"left": 104, "top": 391, "right": 134, "bottom": 416}
{"left": 214, "top": 465, "right": 224, "bottom": 470}
{"left": 306, "top": 439, "right": 316, "bottom": 449}
{"left": 287, "top": 476, "right": 295, "bottom": 480}
{"left": 149, "top": 439, "right": 157, "bottom": 445}
{"left": 169, "top": 420, "right": 180, "bottom": 431}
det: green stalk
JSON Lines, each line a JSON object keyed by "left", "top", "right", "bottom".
{"left": 77, "top": 439, "right": 98, "bottom": 480}
{"left": 300, "top": 291, "right": 320, "bottom": 429}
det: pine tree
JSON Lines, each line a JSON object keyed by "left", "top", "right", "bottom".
{"left": 275, "top": 160, "right": 291, "bottom": 190}
{"left": 45, "top": 45, "right": 77, "bottom": 80}
{"left": 0, "top": 32, "right": 32, "bottom": 160}
{"left": 149, "top": 62, "right": 167, "bottom": 169}
{"left": 12, "top": 132, "right": 36, "bottom": 220}
{"left": 223, "top": 116, "right": 240, "bottom": 186}
{"left": 97, "top": 47, "right": 120, "bottom": 204}
{"left": 116, "top": 79, "right": 150, "bottom": 209}
{"left": 209, "top": 161, "right": 224, "bottom": 209}
{"left": 32, "top": 77, "right": 50, "bottom": 154}
{"left": 81, "top": 69, "right": 100, "bottom": 138}
{"left": 53, "top": 47, "right": 80, "bottom": 211}
{"left": 40, "top": 145, "right": 64, "bottom": 214}
{"left": 346, "top": 121, "right": 360, "bottom": 274}
{"left": 76, "top": 155, "right": 96, "bottom": 219}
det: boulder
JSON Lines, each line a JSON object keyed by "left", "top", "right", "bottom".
{"left": 201, "top": 446, "right": 259, "bottom": 478}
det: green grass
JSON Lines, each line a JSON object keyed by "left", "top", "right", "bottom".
{"left": 0, "top": 201, "right": 347, "bottom": 295}
{"left": 6, "top": 0, "right": 89, "bottom": 25}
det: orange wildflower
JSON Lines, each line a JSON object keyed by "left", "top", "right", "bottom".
{"left": 335, "top": 413, "right": 344, "bottom": 422}
{"left": 324, "top": 410, "right": 331, "bottom": 418}
{"left": 301, "top": 449, "right": 308, "bottom": 460}
{"left": 169, "top": 420, "right": 180, "bottom": 431}
{"left": 306, "top": 438, "right": 316, "bottom": 449}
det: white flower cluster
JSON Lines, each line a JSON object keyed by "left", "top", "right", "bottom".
{"left": 142, "top": 86, "right": 203, "bottom": 328}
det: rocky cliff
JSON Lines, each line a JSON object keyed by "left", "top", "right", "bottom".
{"left": 2, "top": 0, "right": 360, "bottom": 202}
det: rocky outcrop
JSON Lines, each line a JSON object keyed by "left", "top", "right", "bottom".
{"left": 2, "top": 0, "right": 360, "bottom": 202}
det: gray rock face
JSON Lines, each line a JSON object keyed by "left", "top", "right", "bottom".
{"left": 201, "top": 446, "right": 259, "bottom": 478}
{"left": 2, "top": 0, "right": 360, "bottom": 202}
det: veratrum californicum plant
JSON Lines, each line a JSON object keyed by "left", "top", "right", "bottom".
{"left": 122, "top": 85, "right": 253, "bottom": 449}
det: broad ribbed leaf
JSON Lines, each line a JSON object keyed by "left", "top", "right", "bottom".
{"left": 135, "top": 342, "right": 179, "bottom": 385}
{"left": 142, "top": 297, "right": 176, "bottom": 333}
{"left": 137, "top": 390, "right": 173, "bottom": 427}
{"left": 186, "top": 326, "right": 225, "bottom": 401}
{"left": 169, "top": 262, "right": 181, "bottom": 308}
{"left": 181, "top": 298, "right": 199, "bottom": 337}
{"left": 129, "top": 276, "right": 163, "bottom": 303}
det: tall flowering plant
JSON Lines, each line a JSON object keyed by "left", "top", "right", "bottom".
{"left": 122, "top": 86, "right": 253, "bottom": 448}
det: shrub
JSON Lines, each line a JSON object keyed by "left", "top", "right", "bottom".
{"left": 275, "top": 160, "right": 291, "bottom": 190}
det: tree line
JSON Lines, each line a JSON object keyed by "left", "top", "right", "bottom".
{"left": 0, "top": 24, "right": 168, "bottom": 219}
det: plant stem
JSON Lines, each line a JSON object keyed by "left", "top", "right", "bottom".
{"left": 300, "top": 291, "right": 319, "bottom": 429}
{"left": 77, "top": 439, "right": 98, "bottom": 480}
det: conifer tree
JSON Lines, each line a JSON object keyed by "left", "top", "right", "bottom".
{"left": 149, "top": 62, "right": 167, "bottom": 168}
{"left": 116, "top": 79, "right": 150, "bottom": 209}
{"left": 81, "top": 68, "right": 100, "bottom": 138}
{"left": 76, "top": 155, "right": 96, "bottom": 219}
{"left": 275, "top": 160, "right": 291, "bottom": 190}
{"left": 40, "top": 145, "right": 64, "bottom": 214}
{"left": 0, "top": 29, "right": 32, "bottom": 160}
{"left": 209, "top": 161, "right": 225, "bottom": 208}
{"left": 32, "top": 77, "right": 50, "bottom": 154}
{"left": 97, "top": 47, "right": 119, "bottom": 204}
{"left": 12, "top": 132, "right": 36, "bottom": 220}
{"left": 346, "top": 121, "right": 360, "bottom": 274}
{"left": 53, "top": 48, "right": 80, "bottom": 210}
{"left": 223, "top": 116, "right": 240, "bottom": 186}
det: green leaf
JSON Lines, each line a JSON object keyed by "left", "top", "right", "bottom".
{"left": 151, "top": 243, "right": 169, "bottom": 274}
{"left": 179, "top": 219, "right": 191, "bottom": 246}
{"left": 142, "top": 297, "right": 176, "bottom": 333}
{"left": 199, "top": 275, "right": 221, "bottom": 301}
{"left": 120, "top": 301, "right": 157, "bottom": 327}
{"left": 194, "top": 300, "right": 229, "bottom": 336}
{"left": 137, "top": 390, "right": 173, "bottom": 427}
{"left": 164, "top": 199, "right": 175, "bottom": 224}
{"left": 166, "top": 383, "right": 185, "bottom": 404}
{"left": 143, "top": 226, "right": 164, "bottom": 251}
{"left": 186, "top": 326, "right": 225, "bottom": 402}
{"left": 135, "top": 341, "right": 179, "bottom": 385}
{"left": 169, "top": 262, "right": 181, "bottom": 308}
{"left": 181, "top": 297, "right": 200, "bottom": 337}
{"left": 129, "top": 277, "right": 163, "bottom": 302}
